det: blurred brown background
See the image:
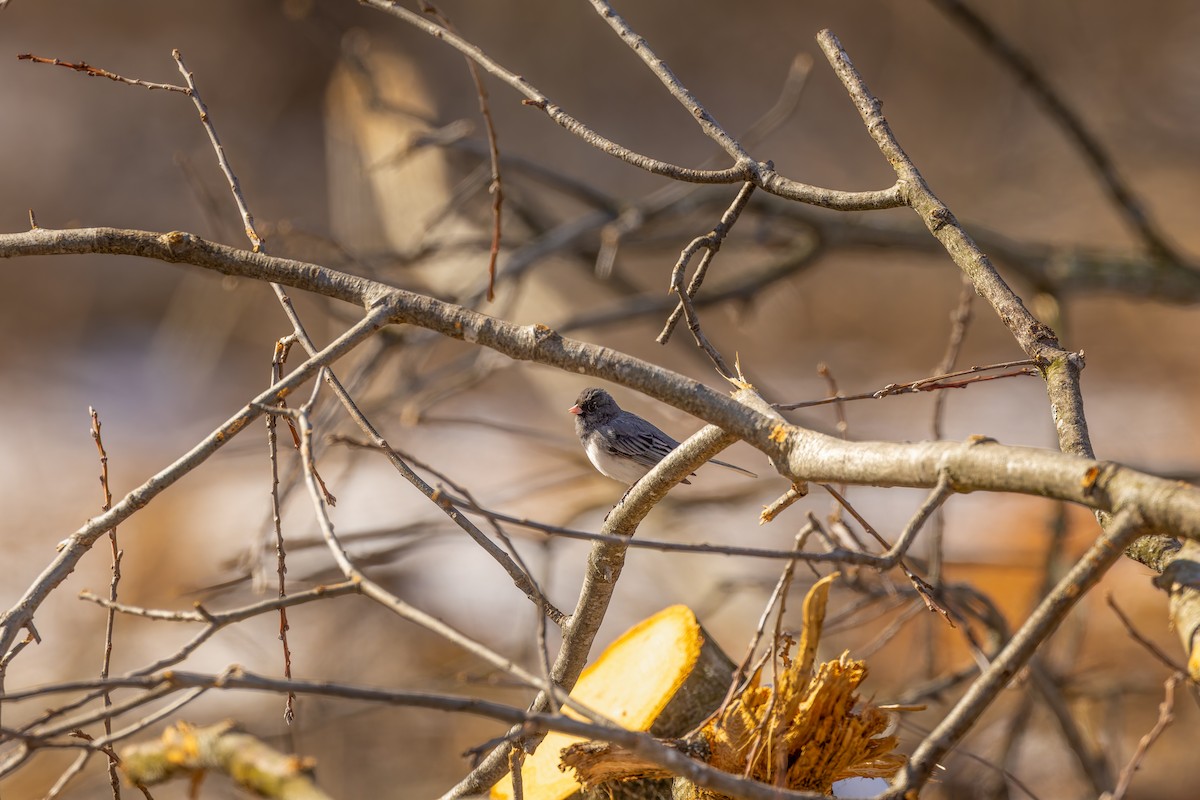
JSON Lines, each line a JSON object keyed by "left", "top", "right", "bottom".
{"left": 1, "top": 1, "right": 1198, "bottom": 798}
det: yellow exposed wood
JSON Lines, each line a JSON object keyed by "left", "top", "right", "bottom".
{"left": 492, "top": 605, "right": 710, "bottom": 800}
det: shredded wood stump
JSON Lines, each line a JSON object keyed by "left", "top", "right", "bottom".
{"left": 689, "top": 574, "right": 904, "bottom": 795}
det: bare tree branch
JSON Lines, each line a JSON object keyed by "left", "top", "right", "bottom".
{"left": 892, "top": 507, "right": 1147, "bottom": 797}
{"left": 360, "top": 0, "right": 906, "bottom": 210}
{"left": 926, "top": 0, "right": 1185, "bottom": 266}
{"left": 816, "top": 30, "right": 1093, "bottom": 460}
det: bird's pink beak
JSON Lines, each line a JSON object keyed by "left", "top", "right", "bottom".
{"left": 568, "top": 404, "right": 583, "bottom": 415}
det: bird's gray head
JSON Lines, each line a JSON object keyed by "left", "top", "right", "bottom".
{"left": 569, "top": 387, "right": 621, "bottom": 429}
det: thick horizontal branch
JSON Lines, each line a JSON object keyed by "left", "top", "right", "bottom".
{"left": 3, "top": 226, "right": 1199, "bottom": 548}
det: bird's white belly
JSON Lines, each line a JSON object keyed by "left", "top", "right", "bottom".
{"left": 585, "top": 436, "right": 650, "bottom": 485}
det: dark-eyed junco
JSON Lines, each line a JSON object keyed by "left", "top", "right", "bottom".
{"left": 569, "top": 387, "right": 757, "bottom": 485}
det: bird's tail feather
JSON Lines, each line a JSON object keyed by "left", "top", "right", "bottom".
{"left": 709, "top": 458, "right": 757, "bottom": 479}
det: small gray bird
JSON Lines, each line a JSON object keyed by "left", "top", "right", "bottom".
{"left": 569, "top": 387, "right": 757, "bottom": 485}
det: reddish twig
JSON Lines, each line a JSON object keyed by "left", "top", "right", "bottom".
{"left": 267, "top": 337, "right": 298, "bottom": 723}
{"left": 1107, "top": 673, "right": 1183, "bottom": 800}
{"left": 17, "top": 53, "right": 187, "bottom": 93}
{"left": 777, "top": 359, "right": 1039, "bottom": 410}
{"left": 89, "top": 408, "right": 123, "bottom": 799}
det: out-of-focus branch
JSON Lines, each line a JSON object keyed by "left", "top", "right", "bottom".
{"left": 594, "top": 191, "right": 1200, "bottom": 314}
{"left": 121, "top": 720, "right": 330, "bottom": 799}
{"left": 418, "top": 1, "right": 505, "bottom": 301}
{"left": 0, "top": 304, "right": 390, "bottom": 660}
{"left": 890, "top": 507, "right": 1147, "bottom": 798}
{"left": 927, "top": 0, "right": 1185, "bottom": 266}
{"left": 4, "top": 227, "right": 1200, "bottom": 551}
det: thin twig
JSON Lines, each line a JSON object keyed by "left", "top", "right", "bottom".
{"left": 172, "top": 50, "right": 263, "bottom": 252}
{"left": 584, "top": 0, "right": 749, "bottom": 163}
{"left": 79, "top": 582, "right": 362, "bottom": 624}
{"left": 1106, "top": 593, "right": 1189, "bottom": 674}
{"left": 267, "top": 336, "right": 298, "bottom": 723}
{"left": 743, "top": 535, "right": 810, "bottom": 776}
{"left": 1105, "top": 673, "right": 1182, "bottom": 800}
{"left": 8, "top": 668, "right": 832, "bottom": 800}
{"left": 760, "top": 484, "right": 809, "bottom": 524}
{"left": 327, "top": 437, "right": 566, "bottom": 625}
{"left": 823, "top": 474, "right": 960, "bottom": 630}
{"left": 656, "top": 181, "right": 757, "bottom": 374}
{"left": 816, "top": 363, "right": 849, "bottom": 440}
{"left": 381, "top": 444, "right": 565, "bottom": 628}
{"left": 17, "top": 54, "right": 187, "bottom": 93}
{"left": 776, "top": 358, "right": 1038, "bottom": 410}
{"left": 360, "top": 0, "right": 904, "bottom": 210}
{"left": 88, "top": 408, "right": 122, "bottom": 799}
{"left": 927, "top": 275, "right": 975, "bottom": 587}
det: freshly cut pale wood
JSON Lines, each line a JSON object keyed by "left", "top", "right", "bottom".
{"left": 492, "top": 604, "right": 735, "bottom": 800}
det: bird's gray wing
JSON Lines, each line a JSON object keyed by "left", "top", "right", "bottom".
{"left": 605, "top": 413, "right": 757, "bottom": 479}
{"left": 603, "top": 417, "right": 680, "bottom": 470}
